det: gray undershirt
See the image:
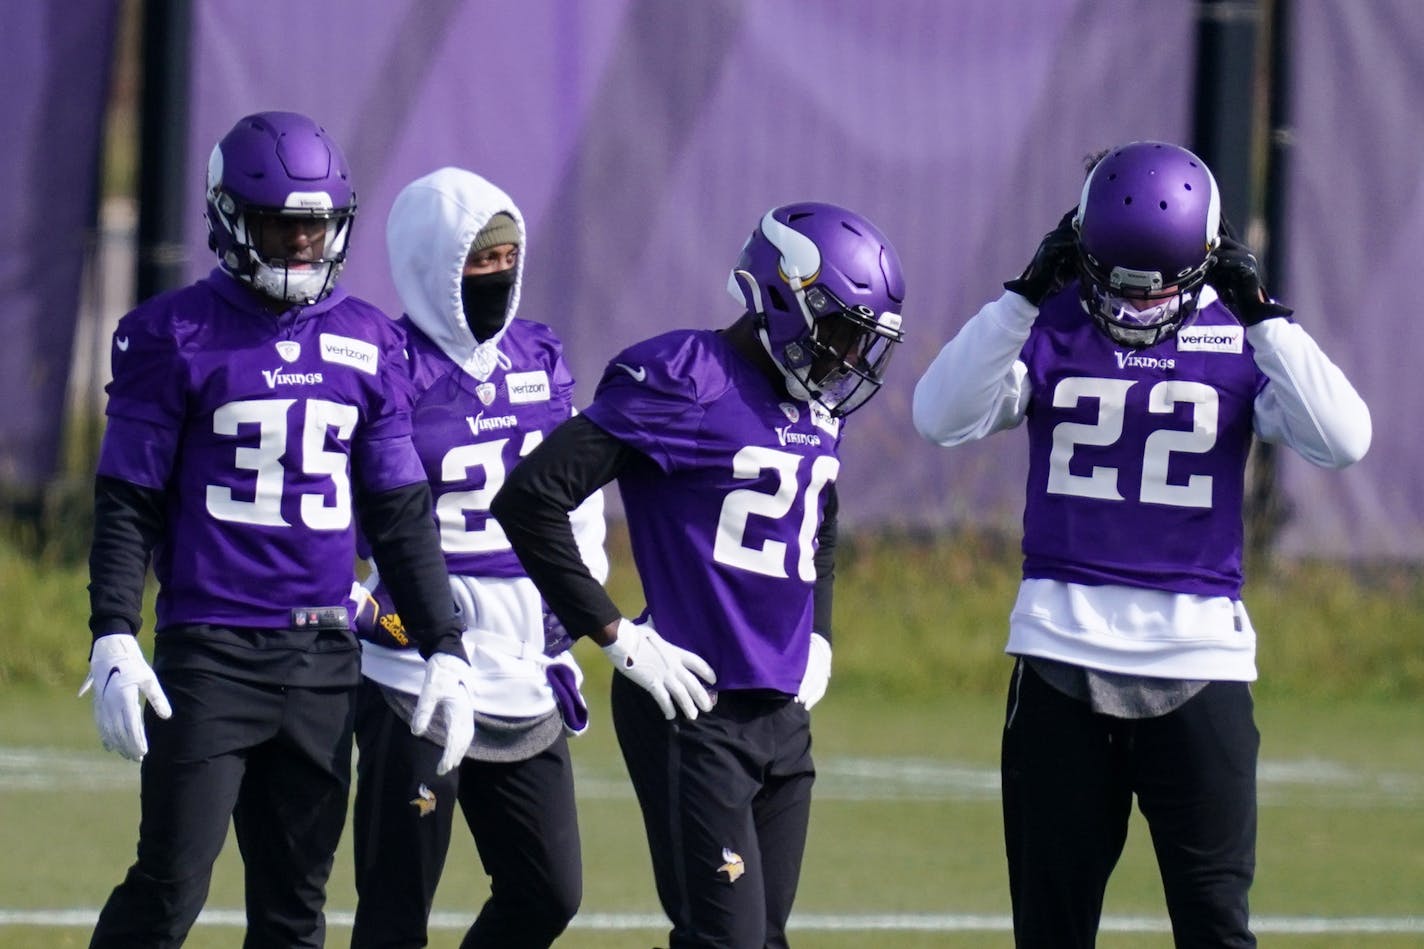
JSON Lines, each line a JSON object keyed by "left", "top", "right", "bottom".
{"left": 1025, "top": 656, "right": 1209, "bottom": 718}
{"left": 380, "top": 683, "right": 562, "bottom": 763}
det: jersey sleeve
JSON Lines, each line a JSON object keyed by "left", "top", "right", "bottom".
{"left": 96, "top": 311, "right": 186, "bottom": 488}
{"left": 580, "top": 335, "right": 713, "bottom": 472}
{"left": 352, "top": 319, "right": 426, "bottom": 494}
{"left": 548, "top": 335, "right": 577, "bottom": 414}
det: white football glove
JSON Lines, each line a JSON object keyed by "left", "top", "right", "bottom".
{"left": 411, "top": 652, "right": 477, "bottom": 775}
{"left": 602, "top": 617, "right": 716, "bottom": 720}
{"left": 78, "top": 633, "right": 172, "bottom": 762}
{"left": 795, "top": 632, "right": 832, "bottom": 710}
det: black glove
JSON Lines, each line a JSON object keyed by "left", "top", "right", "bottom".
{"left": 1209, "top": 234, "right": 1293, "bottom": 326}
{"left": 1004, "top": 209, "right": 1079, "bottom": 306}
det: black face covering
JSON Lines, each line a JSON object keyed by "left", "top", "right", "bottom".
{"left": 462, "top": 269, "right": 516, "bottom": 342}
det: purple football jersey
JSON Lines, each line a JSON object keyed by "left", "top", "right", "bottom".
{"left": 97, "top": 269, "right": 425, "bottom": 630}
{"left": 582, "top": 330, "right": 843, "bottom": 692}
{"left": 1019, "top": 293, "right": 1268, "bottom": 596}
{"left": 403, "top": 317, "right": 578, "bottom": 578}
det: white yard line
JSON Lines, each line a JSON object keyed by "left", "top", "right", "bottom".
{"left": 4, "top": 747, "right": 1421, "bottom": 805}
{"left": 2, "top": 909, "right": 1423, "bottom": 934}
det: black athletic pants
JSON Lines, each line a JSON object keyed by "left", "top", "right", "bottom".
{"left": 1001, "top": 660, "right": 1258, "bottom": 948}
{"left": 350, "top": 678, "right": 582, "bottom": 949}
{"left": 90, "top": 666, "right": 356, "bottom": 949}
{"left": 612, "top": 674, "right": 815, "bottom": 949}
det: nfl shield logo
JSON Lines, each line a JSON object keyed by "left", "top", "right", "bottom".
{"left": 779, "top": 402, "right": 800, "bottom": 423}
{"left": 477, "top": 383, "right": 497, "bottom": 406}
{"left": 276, "top": 340, "right": 302, "bottom": 363}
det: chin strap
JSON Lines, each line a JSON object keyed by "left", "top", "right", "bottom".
{"left": 754, "top": 318, "right": 816, "bottom": 403}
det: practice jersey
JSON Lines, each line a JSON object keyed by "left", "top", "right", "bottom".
{"left": 404, "top": 316, "right": 581, "bottom": 579}
{"left": 582, "top": 329, "right": 842, "bottom": 693}
{"left": 1019, "top": 291, "right": 1265, "bottom": 597}
{"left": 97, "top": 269, "right": 424, "bottom": 631}
{"left": 913, "top": 284, "right": 1370, "bottom": 679}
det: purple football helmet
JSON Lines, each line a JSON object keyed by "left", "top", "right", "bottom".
{"left": 1073, "top": 141, "right": 1220, "bottom": 348}
{"left": 727, "top": 202, "right": 905, "bottom": 417}
{"left": 206, "top": 111, "right": 357, "bottom": 305}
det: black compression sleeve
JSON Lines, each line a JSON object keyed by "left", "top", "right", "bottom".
{"left": 88, "top": 475, "right": 165, "bottom": 642}
{"left": 812, "top": 482, "right": 838, "bottom": 644}
{"left": 491, "top": 414, "right": 634, "bottom": 638}
{"left": 357, "top": 481, "right": 464, "bottom": 660}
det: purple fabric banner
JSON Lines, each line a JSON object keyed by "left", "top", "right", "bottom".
{"left": 1275, "top": 0, "right": 1424, "bottom": 559}
{"left": 0, "top": 0, "right": 120, "bottom": 492}
{"left": 181, "top": 0, "right": 1195, "bottom": 530}
{"left": 10, "top": 0, "right": 1402, "bottom": 556}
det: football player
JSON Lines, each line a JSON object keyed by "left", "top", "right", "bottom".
{"left": 83, "top": 111, "right": 475, "bottom": 947}
{"left": 912, "top": 141, "right": 1372, "bottom": 947}
{"left": 492, "top": 202, "right": 906, "bottom": 948}
{"left": 349, "top": 167, "right": 607, "bottom": 949}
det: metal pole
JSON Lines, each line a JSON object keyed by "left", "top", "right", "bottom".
{"left": 1246, "top": 0, "right": 1296, "bottom": 562}
{"left": 1263, "top": 0, "right": 1293, "bottom": 294}
{"left": 1191, "top": 0, "right": 1263, "bottom": 233}
{"left": 136, "top": 0, "right": 192, "bottom": 303}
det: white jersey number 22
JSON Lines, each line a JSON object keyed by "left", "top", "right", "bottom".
{"left": 1046, "top": 376, "right": 1218, "bottom": 509}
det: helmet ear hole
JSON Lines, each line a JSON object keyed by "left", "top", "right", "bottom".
{"left": 766, "top": 285, "right": 790, "bottom": 312}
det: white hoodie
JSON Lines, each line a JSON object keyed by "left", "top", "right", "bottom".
{"left": 362, "top": 167, "right": 607, "bottom": 720}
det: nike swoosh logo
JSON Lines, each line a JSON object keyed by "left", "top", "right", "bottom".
{"left": 102, "top": 666, "right": 121, "bottom": 695}
{"left": 115, "top": 336, "right": 130, "bottom": 351}
{"left": 615, "top": 362, "right": 646, "bottom": 382}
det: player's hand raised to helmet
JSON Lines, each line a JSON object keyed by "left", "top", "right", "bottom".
{"left": 1209, "top": 234, "right": 1294, "bottom": 326}
{"left": 1004, "top": 209, "right": 1079, "bottom": 306}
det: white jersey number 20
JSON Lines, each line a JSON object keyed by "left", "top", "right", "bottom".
{"left": 713, "top": 445, "right": 839, "bottom": 581}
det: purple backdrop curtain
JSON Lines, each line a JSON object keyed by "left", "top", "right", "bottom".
{"left": 9, "top": 0, "right": 1406, "bottom": 557}
{"left": 181, "top": 0, "right": 1195, "bottom": 527}
{"left": 1275, "top": 0, "right": 1424, "bottom": 559}
{"left": 0, "top": 0, "right": 120, "bottom": 493}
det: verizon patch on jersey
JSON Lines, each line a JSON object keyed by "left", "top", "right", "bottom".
{"left": 506, "top": 370, "right": 551, "bottom": 404}
{"left": 319, "top": 333, "right": 379, "bottom": 374}
{"left": 1176, "top": 325, "right": 1244, "bottom": 354}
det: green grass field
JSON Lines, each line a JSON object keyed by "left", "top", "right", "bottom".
{"left": 3, "top": 526, "right": 1423, "bottom": 946}
{"left": 4, "top": 668, "right": 1424, "bottom": 947}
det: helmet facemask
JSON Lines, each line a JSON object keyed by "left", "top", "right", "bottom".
{"left": 1077, "top": 251, "right": 1208, "bottom": 349}
{"left": 768, "top": 284, "right": 903, "bottom": 417}
{"left": 211, "top": 193, "right": 355, "bottom": 305}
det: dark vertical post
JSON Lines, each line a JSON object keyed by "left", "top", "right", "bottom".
{"left": 1194, "top": 0, "right": 1289, "bottom": 563}
{"left": 136, "top": 0, "right": 192, "bottom": 302}
{"left": 1247, "top": 0, "right": 1295, "bottom": 561}
{"left": 1192, "top": 0, "right": 1262, "bottom": 232}
{"left": 1263, "top": 0, "right": 1293, "bottom": 294}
